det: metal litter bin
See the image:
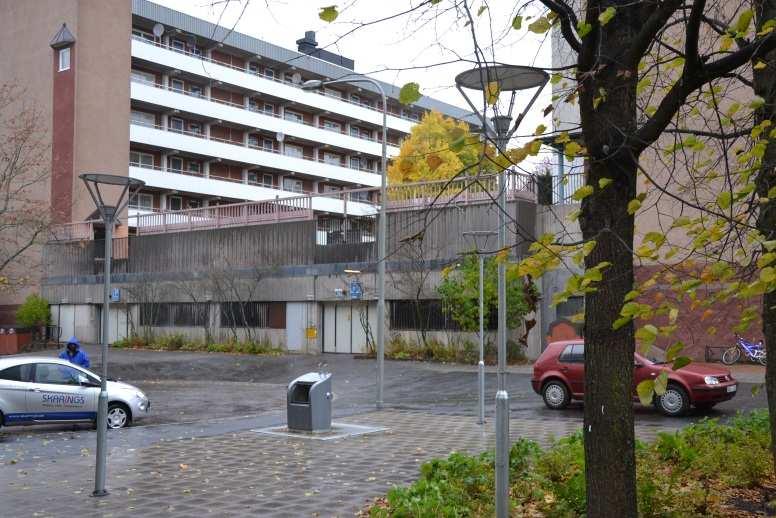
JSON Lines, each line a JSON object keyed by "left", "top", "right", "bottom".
{"left": 287, "top": 372, "right": 332, "bottom": 432}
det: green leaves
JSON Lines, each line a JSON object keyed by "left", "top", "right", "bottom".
{"left": 528, "top": 17, "right": 552, "bottom": 34}
{"left": 564, "top": 141, "right": 583, "bottom": 160}
{"left": 627, "top": 199, "right": 642, "bottom": 215}
{"left": 654, "top": 372, "right": 668, "bottom": 396}
{"left": 576, "top": 21, "right": 592, "bottom": 38}
{"left": 733, "top": 9, "right": 754, "bottom": 35}
{"left": 598, "top": 178, "right": 613, "bottom": 189}
{"left": 598, "top": 7, "right": 616, "bottom": 26}
{"left": 511, "top": 15, "right": 522, "bottom": 30}
{"left": 399, "top": 82, "right": 421, "bottom": 105}
{"left": 572, "top": 185, "right": 594, "bottom": 202}
{"left": 318, "top": 5, "right": 339, "bottom": 23}
{"left": 636, "top": 379, "right": 655, "bottom": 406}
{"left": 716, "top": 191, "right": 732, "bottom": 210}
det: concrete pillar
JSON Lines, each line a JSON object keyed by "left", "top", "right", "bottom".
{"left": 204, "top": 85, "right": 212, "bottom": 100}
{"left": 313, "top": 114, "right": 320, "bottom": 127}
{"left": 204, "top": 123, "right": 211, "bottom": 139}
{"left": 160, "top": 153, "right": 168, "bottom": 171}
{"left": 160, "top": 193, "right": 168, "bottom": 210}
{"left": 242, "top": 168, "right": 249, "bottom": 183}
{"left": 162, "top": 73, "right": 170, "bottom": 88}
{"left": 203, "top": 161, "right": 210, "bottom": 178}
{"left": 312, "top": 181, "right": 320, "bottom": 193}
{"left": 161, "top": 113, "right": 169, "bottom": 131}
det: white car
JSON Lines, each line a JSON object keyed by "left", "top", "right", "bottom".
{"left": 0, "top": 356, "right": 149, "bottom": 429}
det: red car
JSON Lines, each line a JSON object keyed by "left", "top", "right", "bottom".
{"left": 531, "top": 340, "right": 738, "bottom": 416}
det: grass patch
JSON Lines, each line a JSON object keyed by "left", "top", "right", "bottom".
{"left": 368, "top": 410, "right": 773, "bottom": 517}
{"left": 385, "top": 335, "right": 527, "bottom": 365}
{"left": 112, "top": 334, "right": 283, "bottom": 356}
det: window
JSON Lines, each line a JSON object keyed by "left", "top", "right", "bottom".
{"left": 131, "top": 110, "right": 156, "bottom": 127}
{"left": 263, "top": 103, "right": 275, "bottom": 115}
{"left": 171, "top": 39, "right": 186, "bottom": 53}
{"left": 351, "top": 190, "right": 370, "bottom": 202}
{"left": 559, "top": 343, "right": 584, "bottom": 363}
{"left": 324, "top": 87, "right": 342, "bottom": 98}
{"left": 389, "top": 300, "right": 461, "bottom": 331}
{"left": 350, "top": 126, "right": 361, "bottom": 138}
{"left": 248, "top": 98, "right": 260, "bottom": 112}
{"left": 0, "top": 363, "right": 33, "bottom": 382}
{"left": 191, "top": 46, "right": 202, "bottom": 57}
{"left": 283, "top": 177, "right": 303, "bottom": 193}
{"left": 322, "top": 184, "right": 342, "bottom": 193}
{"left": 360, "top": 129, "right": 372, "bottom": 140}
{"left": 168, "top": 196, "right": 182, "bottom": 211}
{"left": 323, "top": 152, "right": 341, "bottom": 166}
{"left": 262, "top": 139, "right": 274, "bottom": 152}
{"left": 140, "top": 303, "right": 208, "bottom": 327}
{"left": 264, "top": 67, "right": 275, "bottom": 79}
{"left": 262, "top": 173, "right": 274, "bottom": 187}
{"left": 350, "top": 94, "right": 360, "bottom": 104}
{"left": 129, "top": 151, "right": 154, "bottom": 168}
{"left": 169, "top": 117, "right": 184, "bottom": 132}
{"left": 248, "top": 135, "right": 259, "bottom": 148}
{"left": 132, "top": 28, "right": 155, "bottom": 42}
{"left": 58, "top": 47, "right": 71, "bottom": 72}
{"left": 349, "top": 157, "right": 362, "bottom": 170}
{"left": 168, "top": 157, "right": 183, "bottom": 172}
{"left": 220, "top": 302, "right": 271, "bottom": 328}
{"left": 170, "top": 79, "right": 184, "bottom": 92}
{"left": 131, "top": 69, "right": 156, "bottom": 84}
{"left": 34, "top": 363, "right": 85, "bottom": 385}
{"left": 188, "top": 199, "right": 201, "bottom": 209}
{"left": 284, "top": 144, "right": 304, "bottom": 159}
{"left": 131, "top": 193, "right": 153, "bottom": 210}
{"left": 188, "top": 122, "right": 202, "bottom": 135}
{"left": 188, "top": 161, "right": 201, "bottom": 174}
{"left": 248, "top": 62, "right": 259, "bottom": 74}
{"left": 189, "top": 85, "right": 203, "bottom": 98}
{"left": 322, "top": 120, "right": 341, "bottom": 131}
{"left": 247, "top": 171, "right": 259, "bottom": 184}
{"left": 283, "top": 110, "right": 304, "bottom": 123}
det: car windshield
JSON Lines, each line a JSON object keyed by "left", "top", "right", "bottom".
{"left": 639, "top": 346, "right": 667, "bottom": 365}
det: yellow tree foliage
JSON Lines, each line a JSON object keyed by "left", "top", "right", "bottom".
{"left": 388, "top": 110, "right": 486, "bottom": 184}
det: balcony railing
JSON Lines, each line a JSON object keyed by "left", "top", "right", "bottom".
{"left": 131, "top": 77, "right": 401, "bottom": 149}
{"left": 130, "top": 195, "right": 314, "bottom": 235}
{"left": 385, "top": 170, "right": 536, "bottom": 211}
{"left": 130, "top": 120, "right": 382, "bottom": 175}
{"left": 49, "top": 221, "right": 95, "bottom": 242}
{"left": 131, "top": 35, "right": 422, "bottom": 124}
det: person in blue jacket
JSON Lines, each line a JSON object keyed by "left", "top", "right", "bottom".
{"left": 60, "top": 337, "right": 90, "bottom": 368}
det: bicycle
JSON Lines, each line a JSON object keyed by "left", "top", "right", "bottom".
{"left": 721, "top": 333, "right": 766, "bottom": 366}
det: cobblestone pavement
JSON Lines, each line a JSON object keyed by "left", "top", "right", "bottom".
{"left": 1, "top": 409, "right": 681, "bottom": 518}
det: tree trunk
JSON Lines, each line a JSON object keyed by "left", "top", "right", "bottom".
{"left": 754, "top": 0, "right": 776, "bottom": 474}
{"left": 577, "top": 2, "right": 640, "bottom": 515}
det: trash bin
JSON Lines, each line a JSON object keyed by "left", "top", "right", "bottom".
{"left": 287, "top": 372, "right": 332, "bottom": 433}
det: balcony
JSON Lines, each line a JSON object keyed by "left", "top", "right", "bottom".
{"left": 128, "top": 163, "right": 378, "bottom": 218}
{"left": 130, "top": 78, "right": 401, "bottom": 158}
{"left": 129, "top": 122, "right": 382, "bottom": 186}
{"left": 131, "top": 36, "right": 416, "bottom": 134}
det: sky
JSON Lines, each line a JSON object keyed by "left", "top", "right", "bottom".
{"left": 154, "top": 0, "right": 553, "bottom": 170}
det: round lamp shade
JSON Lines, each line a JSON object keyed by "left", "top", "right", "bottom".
{"left": 455, "top": 65, "right": 548, "bottom": 92}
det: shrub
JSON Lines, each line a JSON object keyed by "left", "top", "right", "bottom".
{"left": 109, "top": 334, "right": 282, "bottom": 356}
{"left": 16, "top": 294, "right": 49, "bottom": 329}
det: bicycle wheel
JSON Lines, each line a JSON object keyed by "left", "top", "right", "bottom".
{"left": 757, "top": 354, "right": 767, "bottom": 367}
{"left": 721, "top": 346, "right": 741, "bottom": 365}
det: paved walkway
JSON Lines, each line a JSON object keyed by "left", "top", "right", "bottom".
{"left": 1, "top": 409, "right": 681, "bottom": 518}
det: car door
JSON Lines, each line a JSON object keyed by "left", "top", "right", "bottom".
{"left": 633, "top": 355, "right": 660, "bottom": 400}
{"left": 25, "top": 363, "right": 98, "bottom": 422}
{"left": 558, "top": 343, "right": 585, "bottom": 396}
{"left": 0, "top": 363, "right": 35, "bottom": 424}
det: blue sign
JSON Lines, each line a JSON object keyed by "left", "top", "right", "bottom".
{"left": 110, "top": 288, "right": 120, "bottom": 302}
{"left": 349, "top": 280, "right": 363, "bottom": 300}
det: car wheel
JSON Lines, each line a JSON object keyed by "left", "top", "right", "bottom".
{"left": 721, "top": 346, "right": 741, "bottom": 365}
{"left": 542, "top": 380, "right": 571, "bottom": 410}
{"left": 106, "top": 403, "right": 131, "bottom": 429}
{"left": 657, "top": 385, "right": 690, "bottom": 417}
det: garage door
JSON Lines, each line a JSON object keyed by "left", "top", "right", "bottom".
{"left": 322, "top": 302, "right": 376, "bottom": 354}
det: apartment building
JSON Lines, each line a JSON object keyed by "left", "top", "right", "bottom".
{"left": 0, "top": 0, "right": 478, "bottom": 317}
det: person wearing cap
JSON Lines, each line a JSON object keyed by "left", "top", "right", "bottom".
{"left": 59, "top": 336, "right": 90, "bottom": 368}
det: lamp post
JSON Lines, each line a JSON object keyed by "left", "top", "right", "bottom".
{"left": 462, "top": 230, "right": 497, "bottom": 425}
{"left": 455, "top": 65, "right": 548, "bottom": 518}
{"left": 302, "top": 77, "right": 387, "bottom": 409}
{"left": 80, "top": 173, "right": 144, "bottom": 497}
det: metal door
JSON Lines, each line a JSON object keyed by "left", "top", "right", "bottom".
{"left": 334, "top": 303, "right": 352, "bottom": 353}
{"left": 108, "top": 306, "right": 129, "bottom": 344}
{"left": 285, "top": 302, "right": 305, "bottom": 351}
{"left": 57, "top": 305, "right": 76, "bottom": 341}
{"left": 322, "top": 304, "right": 337, "bottom": 353}
{"left": 25, "top": 362, "right": 98, "bottom": 422}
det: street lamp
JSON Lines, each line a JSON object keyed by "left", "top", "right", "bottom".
{"left": 80, "top": 173, "right": 144, "bottom": 497}
{"left": 302, "top": 77, "right": 388, "bottom": 410}
{"left": 463, "top": 230, "right": 497, "bottom": 426}
{"left": 455, "top": 64, "right": 548, "bottom": 518}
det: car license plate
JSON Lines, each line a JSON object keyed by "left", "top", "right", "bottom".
{"left": 727, "top": 385, "right": 737, "bottom": 393}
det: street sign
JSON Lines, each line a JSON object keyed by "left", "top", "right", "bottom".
{"left": 110, "top": 288, "right": 120, "bottom": 302}
{"left": 349, "top": 280, "right": 363, "bottom": 300}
